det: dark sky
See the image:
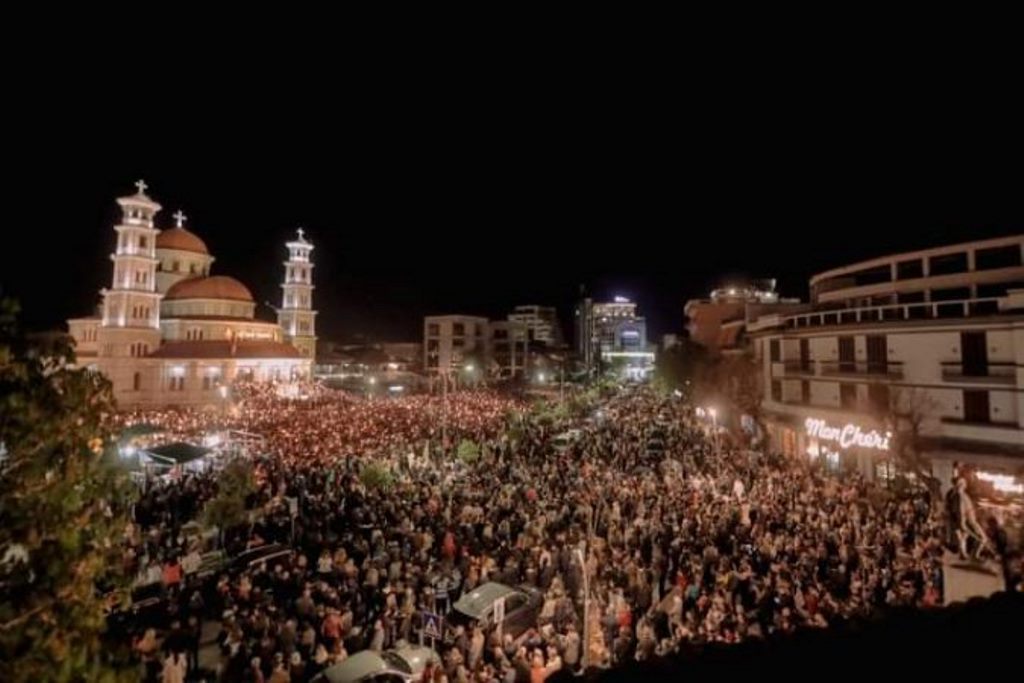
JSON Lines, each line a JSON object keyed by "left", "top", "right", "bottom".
{"left": 4, "top": 54, "right": 1022, "bottom": 343}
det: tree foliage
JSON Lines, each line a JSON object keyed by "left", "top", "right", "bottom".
{"left": 654, "top": 338, "right": 710, "bottom": 393}
{"left": 0, "top": 298, "right": 137, "bottom": 683}
{"left": 877, "top": 386, "right": 941, "bottom": 495}
{"left": 359, "top": 462, "right": 394, "bottom": 490}
{"left": 456, "top": 439, "right": 481, "bottom": 464}
{"left": 200, "top": 457, "right": 255, "bottom": 533}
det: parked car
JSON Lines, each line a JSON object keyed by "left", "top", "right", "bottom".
{"left": 105, "top": 581, "right": 170, "bottom": 634}
{"left": 448, "top": 582, "right": 542, "bottom": 638}
{"left": 313, "top": 646, "right": 440, "bottom": 683}
{"left": 552, "top": 429, "right": 582, "bottom": 452}
{"left": 228, "top": 543, "right": 293, "bottom": 574}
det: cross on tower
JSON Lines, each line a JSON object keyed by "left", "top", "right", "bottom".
{"left": 173, "top": 210, "right": 187, "bottom": 228}
{"left": 135, "top": 179, "right": 148, "bottom": 195}
{"left": 297, "top": 227, "right": 305, "bottom": 240}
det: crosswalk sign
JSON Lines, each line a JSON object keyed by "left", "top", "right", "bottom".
{"left": 422, "top": 612, "right": 442, "bottom": 640}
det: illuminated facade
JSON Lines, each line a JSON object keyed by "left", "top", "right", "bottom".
{"left": 277, "top": 229, "right": 317, "bottom": 360}
{"left": 750, "top": 235, "right": 1024, "bottom": 489}
{"left": 67, "top": 182, "right": 313, "bottom": 407}
{"left": 576, "top": 296, "right": 654, "bottom": 380}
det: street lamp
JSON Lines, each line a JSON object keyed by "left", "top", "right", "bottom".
{"left": 575, "top": 547, "right": 590, "bottom": 670}
{"left": 538, "top": 372, "right": 546, "bottom": 383}
{"left": 708, "top": 407, "right": 721, "bottom": 466}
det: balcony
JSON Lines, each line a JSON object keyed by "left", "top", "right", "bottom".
{"left": 940, "top": 362, "right": 1017, "bottom": 385}
{"left": 777, "top": 360, "right": 815, "bottom": 376}
{"left": 784, "top": 297, "right": 1002, "bottom": 329}
{"left": 818, "top": 360, "right": 904, "bottom": 379}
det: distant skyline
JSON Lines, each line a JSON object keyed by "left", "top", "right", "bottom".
{"left": 4, "top": 65, "right": 1022, "bottom": 343}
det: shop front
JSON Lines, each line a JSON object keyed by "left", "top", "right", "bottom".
{"left": 766, "top": 411, "right": 894, "bottom": 480}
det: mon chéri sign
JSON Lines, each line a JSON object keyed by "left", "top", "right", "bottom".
{"left": 804, "top": 418, "right": 891, "bottom": 451}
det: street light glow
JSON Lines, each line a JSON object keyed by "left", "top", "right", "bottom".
{"left": 464, "top": 364, "right": 475, "bottom": 372}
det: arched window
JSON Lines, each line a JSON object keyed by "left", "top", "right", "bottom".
{"left": 133, "top": 372, "right": 141, "bottom": 391}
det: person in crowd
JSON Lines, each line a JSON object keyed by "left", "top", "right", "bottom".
{"left": 108, "top": 382, "right": 1020, "bottom": 681}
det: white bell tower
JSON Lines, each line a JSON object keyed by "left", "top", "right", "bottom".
{"left": 278, "top": 228, "right": 317, "bottom": 360}
{"left": 97, "top": 180, "right": 164, "bottom": 359}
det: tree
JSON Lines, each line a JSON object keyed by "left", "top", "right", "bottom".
{"left": 456, "top": 439, "right": 481, "bottom": 465}
{"left": 877, "top": 385, "right": 942, "bottom": 496}
{"left": 0, "top": 298, "right": 137, "bottom": 683}
{"left": 693, "top": 350, "right": 764, "bottom": 445}
{"left": 654, "top": 338, "right": 710, "bottom": 393}
{"left": 359, "top": 462, "right": 394, "bottom": 490}
{"left": 200, "top": 457, "right": 255, "bottom": 536}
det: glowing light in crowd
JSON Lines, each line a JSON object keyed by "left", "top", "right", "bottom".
{"left": 976, "top": 471, "right": 1024, "bottom": 494}
{"left": 805, "top": 417, "right": 890, "bottom": 451}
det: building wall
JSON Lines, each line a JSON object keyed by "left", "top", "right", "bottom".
{"left": 758, "top": 317, "right": 1024, "bottom": 478}
{"left": 101, "top": 356, "right": 309, "bottom": 408}
{"left": 155, "top": 248, "right": 213, "bottom": 294}
{"left": 423, "top": 315, "right": 489, "bottom": 374}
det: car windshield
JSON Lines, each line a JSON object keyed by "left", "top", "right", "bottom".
{"left": 380, "top": 651, "right": 413, "bottom": 674}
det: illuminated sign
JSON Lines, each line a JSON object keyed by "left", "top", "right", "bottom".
{"left": 614, "top": 296, "right": 630, "bottom": 303}
{"left": 804, "top": 418, "right": 891, "bottom": 451}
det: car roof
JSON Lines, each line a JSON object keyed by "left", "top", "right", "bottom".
{"left": 391, "top": 646, "right": 439, "bottom": 674}
{"left": 319, "top": 651, "right": 387, "bottom": 683}
{"left": 453, "top": 582, "right": 519, "bottom": 617}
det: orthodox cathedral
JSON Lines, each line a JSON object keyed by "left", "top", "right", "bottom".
{"left": 67, "top": 181, "right": 317, "bottom": 407}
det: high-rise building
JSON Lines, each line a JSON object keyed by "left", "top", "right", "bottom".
{"left": 575, "top": 296, "right": 654, "bottom": 379}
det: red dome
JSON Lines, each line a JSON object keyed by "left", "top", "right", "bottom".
{"left": 156, "top": 227, "right": 209, "bottom": 255}
{"left": 164, "top": 276, "right": 253, "bottom": 302}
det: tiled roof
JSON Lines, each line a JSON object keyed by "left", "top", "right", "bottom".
{"left": 148, "top": 340, "right": 301, "bottom": 359}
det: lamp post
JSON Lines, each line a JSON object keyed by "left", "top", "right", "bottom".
{"left": 709, "top": 407, "right": 721, "bottom": 469}
{"left": 575, "top": 546, "right": 590, "bottom": 670}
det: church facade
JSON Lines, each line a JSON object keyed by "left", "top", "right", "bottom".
{"left": 67, "top": 181, "right": 317, "bottom": 408}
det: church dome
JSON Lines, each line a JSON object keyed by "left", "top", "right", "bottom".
{"left": 164, "top": 276, "right": 253, "bottom": 302}
{"left": 156, "top": 227, "right": 209, "bottom": 255}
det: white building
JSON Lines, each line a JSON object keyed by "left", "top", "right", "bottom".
{"left": 750, "top": 235, "right": 1024, "bottom": 491}
{"left": 423, "top": 315, "right": 489, "bottom": 375}
{"left": 67, "top": 181, "right": 315, "bottom": 407}
{"left": 423, "top": 315, "right": 529, "bottom": 380}
{"left": 277, "top": 229, "right": 317, "bottom": 359}
{"left": 508, "top": 305, "right": 563, "bottom": 346}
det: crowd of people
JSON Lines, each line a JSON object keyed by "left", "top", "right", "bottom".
{"left": 113, "top": 382, "right": 1022, "bottom": 682}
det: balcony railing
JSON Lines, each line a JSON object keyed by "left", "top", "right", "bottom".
{"left": 818, "top": 360, "right": 904, "bottom": 379}
{"left": 784, "top": 297, "right": 1002, "bottom": 329}
{"left": 779, "top": 360, "right": 815, "bottom": 375}
{"left": 940, "top": 361, "right": 1017, "bottom": 384}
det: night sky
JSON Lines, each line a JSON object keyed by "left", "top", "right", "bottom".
{"left": 4, "top": 65, "right": 1022, "bottom": 344}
